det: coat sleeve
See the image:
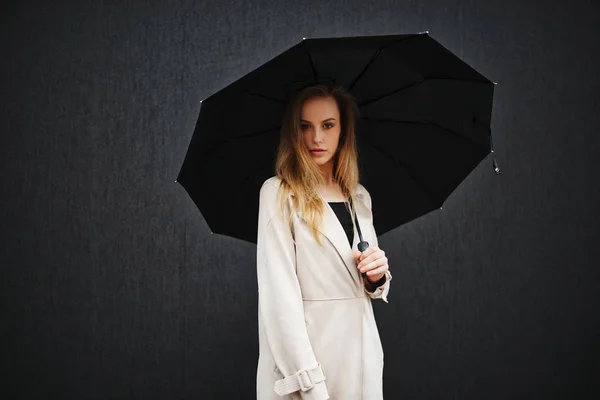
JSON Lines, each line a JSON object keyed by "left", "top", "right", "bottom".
{"left": 257, "top": 180, "right": 329, "bottom": 399}
{"left": 361, "top": 187, "right": 392, "bottom": 303}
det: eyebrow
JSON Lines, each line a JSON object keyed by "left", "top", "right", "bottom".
{"left": 300, "top": 118, "right": 337, "bottom": 123}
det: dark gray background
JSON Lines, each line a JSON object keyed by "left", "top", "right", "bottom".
{"left": 1, "top": 0, "right": 599, "bottom": 398}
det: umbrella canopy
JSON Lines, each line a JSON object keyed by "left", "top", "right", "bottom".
{"left": 176, "top": 32, "right": 498, "bottom": 244}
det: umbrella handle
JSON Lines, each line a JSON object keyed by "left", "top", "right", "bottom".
{"left": 358, "top": 241, "right": 369, "bottom": 278}
{"left": 351, "top": 196, "right": 370, "bottom": 279}
{"left": 358, "top": 241, "right": 369, "bottom": 252}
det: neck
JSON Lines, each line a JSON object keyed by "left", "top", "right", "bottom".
{"left": 319, "top": 161, "right": 335, "bottom": 186}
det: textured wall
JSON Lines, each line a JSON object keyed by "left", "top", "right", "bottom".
{"left": 1, "top": 0, "right": 599, "bottom": 398}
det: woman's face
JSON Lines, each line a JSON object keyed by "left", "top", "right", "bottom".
{"left": 301, "top": 96, "right": 342, "bottom": 168}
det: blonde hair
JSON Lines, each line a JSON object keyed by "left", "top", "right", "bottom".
{"left": 275, "top": 83, "right": 361, "bottom": 245}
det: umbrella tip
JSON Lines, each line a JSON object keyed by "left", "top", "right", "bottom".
{"left": 493, "top": 158, "right": 501, "bottom": 175}
{"left": 492, "top": 81, "right": 497, "bottom": 85}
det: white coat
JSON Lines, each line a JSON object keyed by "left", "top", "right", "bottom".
{"left": 256, "top": 176, "right": 392, "bottom": 399}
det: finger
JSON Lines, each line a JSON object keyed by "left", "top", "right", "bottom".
{"left": 353, "top": 249, "right": 364, "bottom": 264}
{"left": 359, "top": 256, "right": 387, "bottom": 273}
{"left": 358, "top": 251, "right": 379, "bottom": 269}
{"left": 358, "top": 249, "right": 385, "bottom": 269}
{"left": 366, "top": 264, "right": 388, "bottom": 277}
{"left": 359, "top": 245, "right": 379, "bottom": 261}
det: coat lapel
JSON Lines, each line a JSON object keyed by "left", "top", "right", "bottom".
{"left": 290, "top": 190, "right": 372, "bottom": 288}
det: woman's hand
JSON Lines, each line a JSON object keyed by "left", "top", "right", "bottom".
{"left": 352, "top": 245, "right": 389, "bottom": 283}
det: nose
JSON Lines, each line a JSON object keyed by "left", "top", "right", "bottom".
{"left": 313, "top": 127, "right": 325, "bottom": 143}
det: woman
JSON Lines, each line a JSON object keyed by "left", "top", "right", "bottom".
{"left": 256, "top": 83, "right": 392, "bottom": 399}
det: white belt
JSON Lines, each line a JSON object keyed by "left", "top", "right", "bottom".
{"left": 274, "top": 364, "right": 326, "bottom": 395}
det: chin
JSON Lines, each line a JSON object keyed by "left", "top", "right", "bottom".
{"left": 314, "top": 157, "right": 333, "bottom": 167}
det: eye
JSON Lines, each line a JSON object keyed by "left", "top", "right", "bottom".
{"left": 324, "top": 123, "right": 334, "bottom": 129}
{"left": 301, "top": 123, "right": 310, "bottom": 131}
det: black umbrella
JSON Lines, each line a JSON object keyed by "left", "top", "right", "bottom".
{"left": 176, "top": 32, "right": 498, "bottom": 244}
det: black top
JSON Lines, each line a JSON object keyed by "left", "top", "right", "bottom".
{"left": 328, "top": 201, "right": 354, "bottom": 247}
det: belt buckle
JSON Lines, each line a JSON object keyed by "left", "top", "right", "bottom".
{"left": 296, "top": 369, "right": 314, "bottom": 391}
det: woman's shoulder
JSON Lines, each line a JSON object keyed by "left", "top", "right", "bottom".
{"left": 260, "top": 176, "right": 282, "bottom": 198}
{"left": 259, "top": 176, "right": 284, "bottom": 203}
{"left": 355, "top": 182, "right": 370, "bottom": 197}
{"left": 261, "top": 176, "right": 370, "bottom": 201}
{"left": 259, "top": 177, "right": 291, "bottom": 218}
{"left": 355, "top": 182, "right": 373, "bottom": 208}
{"left": 261, "top": 176, "right": 281, "bottom": 189}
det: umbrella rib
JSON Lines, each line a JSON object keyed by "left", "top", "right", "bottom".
{"left": 221, "top": 126, "right": 281, "bottom": 142}
{"left": 361, "top": 137, "right": 440, "bottom": 208}
{"left": 360, "top": 78, "right": 425, "bottom": 107}
{"left": 195, "top": 126, "right": 280, "bottom": 172}
{"left": 348, "top": 35, "right": 418, "bottom": 92}
{"left": 358, "top": 76, "right": 492, "bottom": 107}
{"left": 244, "top": 90, "right": 286, "bottom": 105}
{"left": 360, "top": 117, "right": 489, "bottom": 151}
{"left": 303, "top": 39, "right": 318, "bottom": 81}
{"left": 245, "top": 40, "right": 319, "bottom": 106}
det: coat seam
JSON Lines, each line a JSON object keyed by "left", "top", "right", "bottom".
{"left": 302, "top": 296, "right": 362, "bottom": 301}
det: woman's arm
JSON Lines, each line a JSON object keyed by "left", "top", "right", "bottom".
{"left": 257, "top": 179, "right": 329, "bottom": 399}
{"left": 360, "top": 187, "right": 392, "bottom": 303}
{"left": 364, "top": 274, "right": 387, "bottom": 291}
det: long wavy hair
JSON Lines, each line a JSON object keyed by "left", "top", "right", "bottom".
{"left": 275, "top": 83, "right": 361, "bottom": 246}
